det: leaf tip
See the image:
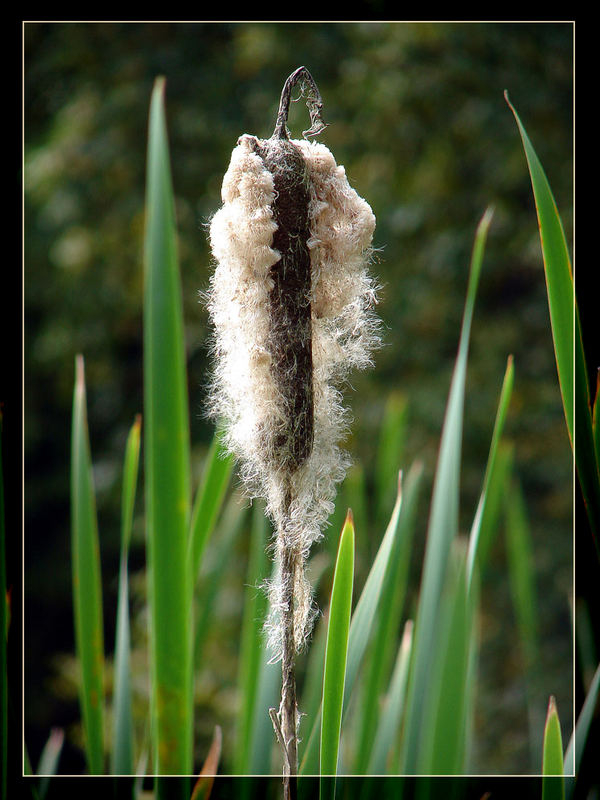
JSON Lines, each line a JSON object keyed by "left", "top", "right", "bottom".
{"left": 546, "top": 694, "right": 558, "bottom": 722}
{"left": 482, "top": 204, "right": 495, "bottom": 227}
{"left": 75, "top": 354, "right": 86, "bottom": 395}
{"left": 153, "top": 75, "right": 167, "bottom": 94}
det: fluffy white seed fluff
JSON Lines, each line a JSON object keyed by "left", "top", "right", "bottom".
{"left": 207, "top": 134, "right": 380, "bottom": 659}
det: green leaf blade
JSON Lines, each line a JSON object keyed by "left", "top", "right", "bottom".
{"left": 234, "top": 501, "right": 270, "bottom": 774}
{"left": 193, "top": 495, "right": 246, "bottom": 668}
{"left": 320, "top": 511, "right": 355, "bottom": 777}
{"left": 300, "top": 467, "right": 412, "bottom": 775}
{"left": 111, "top": 415, "right": 141, "bottom": 775}
{"left": 505, "top": 92, "right": 573, "bottom": 442}
{"left": 467, "top": 355, "right": 514, "bottom": 585}
{"left": 354, "top": 461, "right": 423, "bottom": 773}
{"left": 375, "top": 393, "right": 408, "bottom": 526}
{"left": 399, "top": 208, "right": 493, "bottom": 773}
{"left": 189, "top": 426, "right": 234, "bottom": 583}
{"left": 70, "top": 355, "right": 105, "bottom": 774}
{"left": 418, "top": 546, "right": 476, "bottom": 775}
{"left": 505, "top": 94, "right": 600, "bottom": 551}
{"left": 367, "top": 620, "right": 413, "bottom": 775}
{"left": 505, "top": 477, "right": 539, "bottom": 670}
{"left": 143, "top": 77, "right": 193, "bottom": 775}
{"left": 542, "top": 697, "right": 565, "bottom": 800}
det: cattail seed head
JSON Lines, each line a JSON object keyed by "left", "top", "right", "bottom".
{"left": 206, "top": 74, "right": 380, "bottom": 658}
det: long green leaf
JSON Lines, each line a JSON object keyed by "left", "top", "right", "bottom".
{"left": 247, "top": 659, "right": 280, "bottom": 777}
{"left": 299, "top": 609, "right": 328, "bottom": 757}
{"left": 300, "top": 471, "right": 404, "bottom": 775}
{"left": 505, "top": 477, "right": 539, "bottom": 671}
{"left": 143, "top": 77, "right": 193, "bottom": 774}
{"left": 399, "top": 208, "right": 493, "bottom": 773}
{"left": 234, "top": 500, "right": 269, "bottom": 774}
{"left": 542, "top": 696, "right": 565, "bottom": 800}
{"left": 466, "top": 355, "right": 514, "bottom": 586}
{"left": 473, "top": 441, "right": 514, "bottom": 586}
{"left": 505, "top": 92, "right": 573, "bottom": 443}
{"left": 344, "top": 477, "right": 403, "bottom": 710}
{"left": 505, "top": 94, "right": 598, "bottom": 551}
{"left": 189, "top": 426, "right": 234, "bottom": 583}
{"left": 417, "top": 542, "right": 476, "bottom": 774}
{"left": 193, "top": 495, "right": 246, "bottom": 667}
{"left": 367, "top": 620, "right": 413, "bottom": 774}
{"left": 245, "top": 559, "right": 282, "bottom": 777}
{"left": 320, "top": 511, "right": 355, "bottom": 779}
{"left": 111, "top": 415, "right": 141, "bottom": 774}
{"left": 504, "top": 474, "right": 545, "bottom": 769}
{"left": 70, "top": 354, "right": 105, "bottom": 774}
{"left": 375, "top": 393, "right": 408, "bottom": 529}
{"left": 354, "top": 460, "right": 423, "bottom": 772}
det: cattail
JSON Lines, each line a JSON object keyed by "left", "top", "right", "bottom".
{"left": 206, "top": 67, "right": 380, "bottom": 785}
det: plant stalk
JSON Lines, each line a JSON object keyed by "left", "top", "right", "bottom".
{"left": 269, "top": 486, "right": 300, "bottom": 800}
{"left": 263, "top": 68, "right": 326, "bottom": 797}
{"left": 279, "top": 540, "right": 299, "bottom": 797}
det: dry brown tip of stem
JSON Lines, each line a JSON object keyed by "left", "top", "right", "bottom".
{"left": 273, "top": 65, "right": 328, "bottom": 140}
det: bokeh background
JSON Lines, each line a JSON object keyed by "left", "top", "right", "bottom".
{"left": 24, "top": 21, "right": 574, "bottom": 776}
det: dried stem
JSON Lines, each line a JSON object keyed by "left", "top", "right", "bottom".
{"left": 273, "top": 65, "right": 327, "bottom": 140}
{"left": 268, "top": 520, "right": 300, "bottom": 797}
{"left": 269, "top": 487, "right": 300, "bottom": 799}
{"left": 279, "top": 532, "right": 299, "bottom": 796}
{"left": 266, "top": 67, "right": 327, "bottom": 800}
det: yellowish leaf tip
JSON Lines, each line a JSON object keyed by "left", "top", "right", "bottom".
{"left": 75, "top": 353, "right": 86, "bottom": 394}
{"left": 546, "top": 694, "right": 558, "bottom": 723}
{"left": 481, "top": 205, "right": 495, "bottom": 228}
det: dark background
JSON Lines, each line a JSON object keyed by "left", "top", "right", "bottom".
{"left": 22, "top": 21, "right": 575, "bottom": 778}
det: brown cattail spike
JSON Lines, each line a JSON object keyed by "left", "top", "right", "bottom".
{"left": 207, "top": 66, "right": 380, "bottom": 794}
{"left": 251, "top": 136, "right": 314, "bottom": 473}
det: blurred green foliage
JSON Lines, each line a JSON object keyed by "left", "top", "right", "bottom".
{"left": 24, "top": 22, "right": 573, "bottom": 774}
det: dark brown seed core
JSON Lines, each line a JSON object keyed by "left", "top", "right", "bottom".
{"left": 252, "top": 137, "right": 314, "bottom": 473}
